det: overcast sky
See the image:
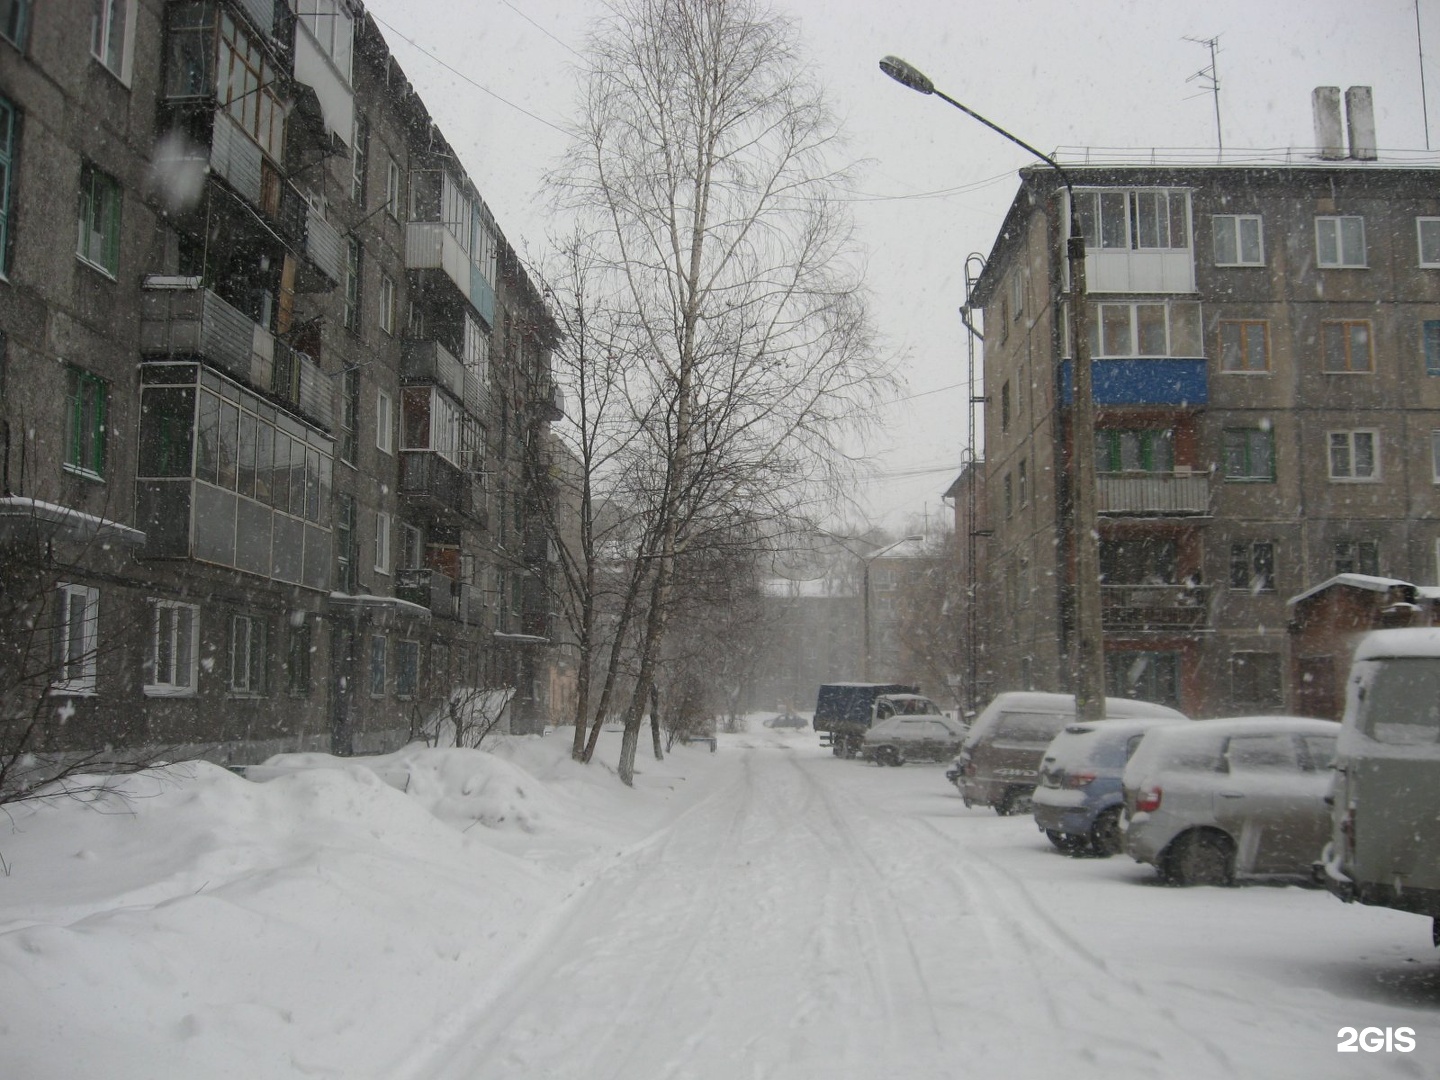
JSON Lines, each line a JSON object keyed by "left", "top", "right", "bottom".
{"left": 364, "top": 0, "right": 1440, "bottom": 532}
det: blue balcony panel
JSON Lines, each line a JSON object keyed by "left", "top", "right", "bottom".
{"left": 1061, "top": 358, "right": 1207, "bottom": 408}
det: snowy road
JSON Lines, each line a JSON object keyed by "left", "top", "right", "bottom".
{"left": 406, "top": 730, "right": 1440, "bottom": 1080}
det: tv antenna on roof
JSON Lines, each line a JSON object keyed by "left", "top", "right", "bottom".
{"left": 1184, "top": 35, "right": 1223, "bottom": 153}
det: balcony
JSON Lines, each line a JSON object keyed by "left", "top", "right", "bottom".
{"left": 405, "top": 222, "right": 495, "bottom": 328}
{"left": 457, "top": 582, "right": 487, "bottom": 627}
{"left": 279, "top": 183, "right": 344, "bottom": 290}
{"left": 1098, "top": 471, "right": 1210, "bottom": 516}
{"left": 1061, "top": 358, "right": 1207, "bottom": 408}
{"left": 396, "top": 568, "right": 458, "bottom": 618}
{"left": 398, "top": 450, "right": 472, "bottom": 520}
{"left": 140, "top": 280, "right": 334, "bottom": 431}
{"left": 1101, "top": 584, "right": 1210, "bottom": 633}
{"left": 537, "top": 382, "right": 565, "bottom": 422}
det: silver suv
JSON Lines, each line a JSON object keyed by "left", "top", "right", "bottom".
{"left": 1121, "top": 716, "right": 1338, "bottom": 886}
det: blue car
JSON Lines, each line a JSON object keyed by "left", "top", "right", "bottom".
{"left": 1032, "top": 716, "right": 1187, "bottom": 855}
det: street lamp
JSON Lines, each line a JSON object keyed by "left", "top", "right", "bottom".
{"left": 878, "top": 55, "right": 1105, "bottom": 722}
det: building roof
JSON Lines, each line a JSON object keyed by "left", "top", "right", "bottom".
{"left": 1287, "top": 573, "right": 1440, "bottom": 607}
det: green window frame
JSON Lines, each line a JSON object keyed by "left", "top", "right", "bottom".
{"left": 1096, "top": 428, "right": 1174, "bottom": 473}
{"left": 1, "top": 0, "right": 31, "bottom": 49}
{"left": 1223, "top": 427, "right": 1274, "bottom": 481}
{"left": 66, "top": 367, "right": 108, "bottom": 478}
{"left": 0, "top": 95, "right": 15, "bottom": 278}
{"left": 77, "top": 162, "right": 122, "bottom": 275}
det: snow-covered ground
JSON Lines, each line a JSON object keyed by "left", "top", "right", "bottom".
{"left": 0, "top": 722, "right": 1436, "bottom": 1079}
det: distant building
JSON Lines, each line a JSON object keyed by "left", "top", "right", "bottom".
{"left": 969, "top": 87, "right": 1440, "bottom": 716}
{"left": 0, "top": 1, "right": 566, "bottom": 769}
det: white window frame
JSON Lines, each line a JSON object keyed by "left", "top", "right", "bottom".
{"left": 385, "top": 157, "right": 402, "bottom": 220}
{"left": 376, "top": 389, "right": 393, "bottom": 454}
{"left": 1090, "top": 301, "right": 1202, "bottom": 358}
{"left": 379, "top": 273, "right": 395, "bottom": 335}
{"left": 1431, "top": 431, "right": 1440, "bottom": 484}
{"left": 401, "top": 523, "right": 423, "bottom": 569}
{"left": 1328, "top": 429, "right": 1380, "bottom": 482}
{"left": 52, "top": 583, "right": 99, "bottom": 695}
{"left": 90, "top": 0, "right": 135, "bottom": 84}
{"left": 1212, "top": 214, "right": 1264, "bottom": 266}
{"left": 228, "top": 613, "right": 266, "bottom": 695}
{"left": 146, "top": 599, "right": 198, "bottom": 696}
{"left": 1419, "top": 218, "right": 1440, "bottom": 268}
{"left": 1316, "top": 215, "right": 1366, "bottom": 268}
{"left": 374, "top": 510, "right": 391, "bottom": 575}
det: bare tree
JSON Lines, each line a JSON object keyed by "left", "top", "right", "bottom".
{"left": 552, "top": 0, "right": 894, "bottom": 784}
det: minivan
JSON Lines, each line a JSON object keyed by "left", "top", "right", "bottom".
{"left": 949, "top": 692, "right": 1187, "bottom": 816}
{"left": 1322, "top": 629, "right": 1440, "bottom": 946}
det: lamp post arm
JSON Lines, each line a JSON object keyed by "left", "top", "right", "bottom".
{"left": 928, "top": 88, "right": 1073, "bottom": 198}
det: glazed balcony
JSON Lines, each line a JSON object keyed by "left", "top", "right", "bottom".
{"left": 405, "top": 221, "right": 496, "bottom": 328}
{"left": 398, "top": 449, "right": 472, "bottom": 520}
{"left": 396, "top": 568, "right": 459, "bottom": 618}
{"left": 139, "top": 279, "right": 334, "bottom": 431}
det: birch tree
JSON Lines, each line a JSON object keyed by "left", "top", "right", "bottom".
{"left": 553, "top": 0, "right": 893, "bottom": 784}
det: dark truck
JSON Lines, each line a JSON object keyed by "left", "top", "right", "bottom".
{"left": 813, "top": 682, "right": 921, "bottom": 758}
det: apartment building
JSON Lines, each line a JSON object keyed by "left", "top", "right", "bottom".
{"left": 0, "top": 0, "right": 563, "bottom": 768}
{"left": 969, "top": 89, "right": 1440, "bottom": 717}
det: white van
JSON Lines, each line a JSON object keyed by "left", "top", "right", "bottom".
{"left": 1322, "top": 629, "right": 1440, "bottom": 947}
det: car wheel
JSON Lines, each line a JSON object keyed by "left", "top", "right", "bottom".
{"left": 995, "top": 787, "right": 1032, "bottom": 816}
{"left": 1045, "top": 829, "right": 1089, "bottom": 855}
{"left": 1166, "top": 831, "right": 1235, "bottom": 887}
{"left": 1089, "top": 808, "right": 1124, "bottom": 858}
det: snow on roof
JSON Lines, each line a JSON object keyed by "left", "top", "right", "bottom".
{"left": 0, "top": 496, "right": 146, "bottom": 545}
{"left": 1286, "top": 573, "right": 1417, "bottom": 607}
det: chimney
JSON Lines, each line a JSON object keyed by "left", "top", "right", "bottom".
{"left": 1346, "top": 86, "right": 1377, "bottom": 160}
{"left": 1313, "top": 87, "right": 1344, "bottom": 159}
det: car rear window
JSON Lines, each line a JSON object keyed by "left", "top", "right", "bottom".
{"left": 994, "top": 712, "right": 1068, "bottom": 743}
{"left": 1357, "top": 657, "right": 1440, "bottom": 745}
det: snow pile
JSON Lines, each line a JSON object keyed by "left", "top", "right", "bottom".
{"left": 0, "top": 732, "right": 717, "bottom": 1080}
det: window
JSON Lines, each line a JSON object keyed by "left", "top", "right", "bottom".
{"left": 336, "top": 493, "right": 357, "bottom": 592}
{"left": 374, "top": 510, "right": 391, "bottom": 575}
{"left": 1096, "top": 428, "right": 1174, "bottom": 473}
{"left": 2, "top": 0, "right": 31, "bottom": 48}
{"left": 1328, "top": 430, "right": 1378, "bottom": 481}
{"left": 1223, "top": 427, "right": 1274, "bottom": 481}
{"left": 295, "top": 0, "right": 353, "bottom": 82}
{"left": 343, "top": 237, "right": 361, "bottom": 331}
{"left": 1227, "top": 730, "right": 1297, "bottom": 770}
{"left": 1105, "top": 651, "right": 1179, "bottom": 707}
{"left": 77, "top": 163, "right": 122, "bottom": 275}
{"left": 286, "top": 619, "right": 312, "bottom": 695}
{"left": 0, "top": 95, "right": 15, "bottom": 278}
{"left": 1316, "top": 215, "right": 1366, "bottom": 268}
{"left": 1089, "top": 302, "right": 1202, "bottom": 358}
{"left": 463, "top": 314, "right": 489, "bottom": 383}
{"left": 395, "top": 640, "right": 418, "bottom": 699}
{"left": 1219, "top": 320, "right": 1269, "bottom": 373}
{"left": 218, "top": 12, "right": 284, "bottom": 161}
{"left": 1424, "top": 321, "right": 1440, "bottom": 376}
{"left": 1010, "top": 270, "right": 1025, "bottom": 318}
{"left": 1000, "top": 381, "right": 1011, "bottom": 432}
{"left": 52, "top": 584, "right": 99, "bottom": 694}
{"left": 376, "top": 390, "right": 393, "bottom": 454}
{"left": 401, "top": 523, "right": 422, "bottom": 569}
{"left": 339, "top": 367, "right": 359, "bottom": 464}
{"left": 65, "top": 368, "right": 108, "bottom": 478}
{"left": 1335, "top": 539, "right": 1380, "bottom": 576}
{"left": 379, "top": 273, "right": 395, "bottom": 335}
{"left": 1212, "top": 214, "right": 1264, "bottom": 266}
{"left": 1229, "top": 542, "right": 1275, "bottom": 593}
{"left": 1418, "top": 218, "right": 1440, "bottom": 267}
{"left": 229, "top": 614, "right": 266, "bottom": 694}
{"left": 1074, "top": 188, "right": 1190, "bottom": 251}
{"left": 91, "top": 0, "right": 133, "bottom": 81}
{"left": 385, "top": 157, "right": 402, "bottom": 219}
{"left": 1321, "top": 320, "right": 1372, "bottom": 373}
{"left": 147, "top": 600, "right": 198, "bottom": 696}
{"left": 1230, "top": 653, "right": 1283, "bottom": 711}
{"left": 351, "top": 115, "right": 368, "bottom": 204}
{"left": 369, "top": 634, "right": 386, "bottom": 696}
{"left": 1018, "top": 459, "right": 1028, "bottom": 507}
{"left": 1432, "top": 431, "right": 1440, "bottom": 483}
{"left": 1003, "top": 472, "right": 1013, "bottom": 518}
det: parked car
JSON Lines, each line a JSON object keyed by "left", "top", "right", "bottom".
{"left": 764, "top": 711, "right": 809, "bottom": 729}
{"left": 949, "top": 692, "right": 1187, "bottom": 816}
{"left": 1032, "top": 716, "right": 1188, "bottom": 855}
{"left": 1321, "top": 629, "right": 1440, "bottom": 947}
{"left": 1121, "top": 716, "right": 1338, "bottom": 886}
{"left": 861, "top": 703, "right": 966, "bottom": 766}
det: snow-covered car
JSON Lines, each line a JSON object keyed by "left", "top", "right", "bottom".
{"left": 861, "top": 709, "right": 966, "bottom": 767}
{"left": 1121, "top": 716, "right": 1338, "bottom": 886}
{"left": 951, "top": 692, "right": 1188, "bottom": 816}
{"left": 1322, "top": 629, "right": 1440, "bottom": 946}
{"left": 1031, "top": 716, "right": 1187, "bottom": 855}
{"left": 764, "top": 711, "right": 809, "bottom": 729}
